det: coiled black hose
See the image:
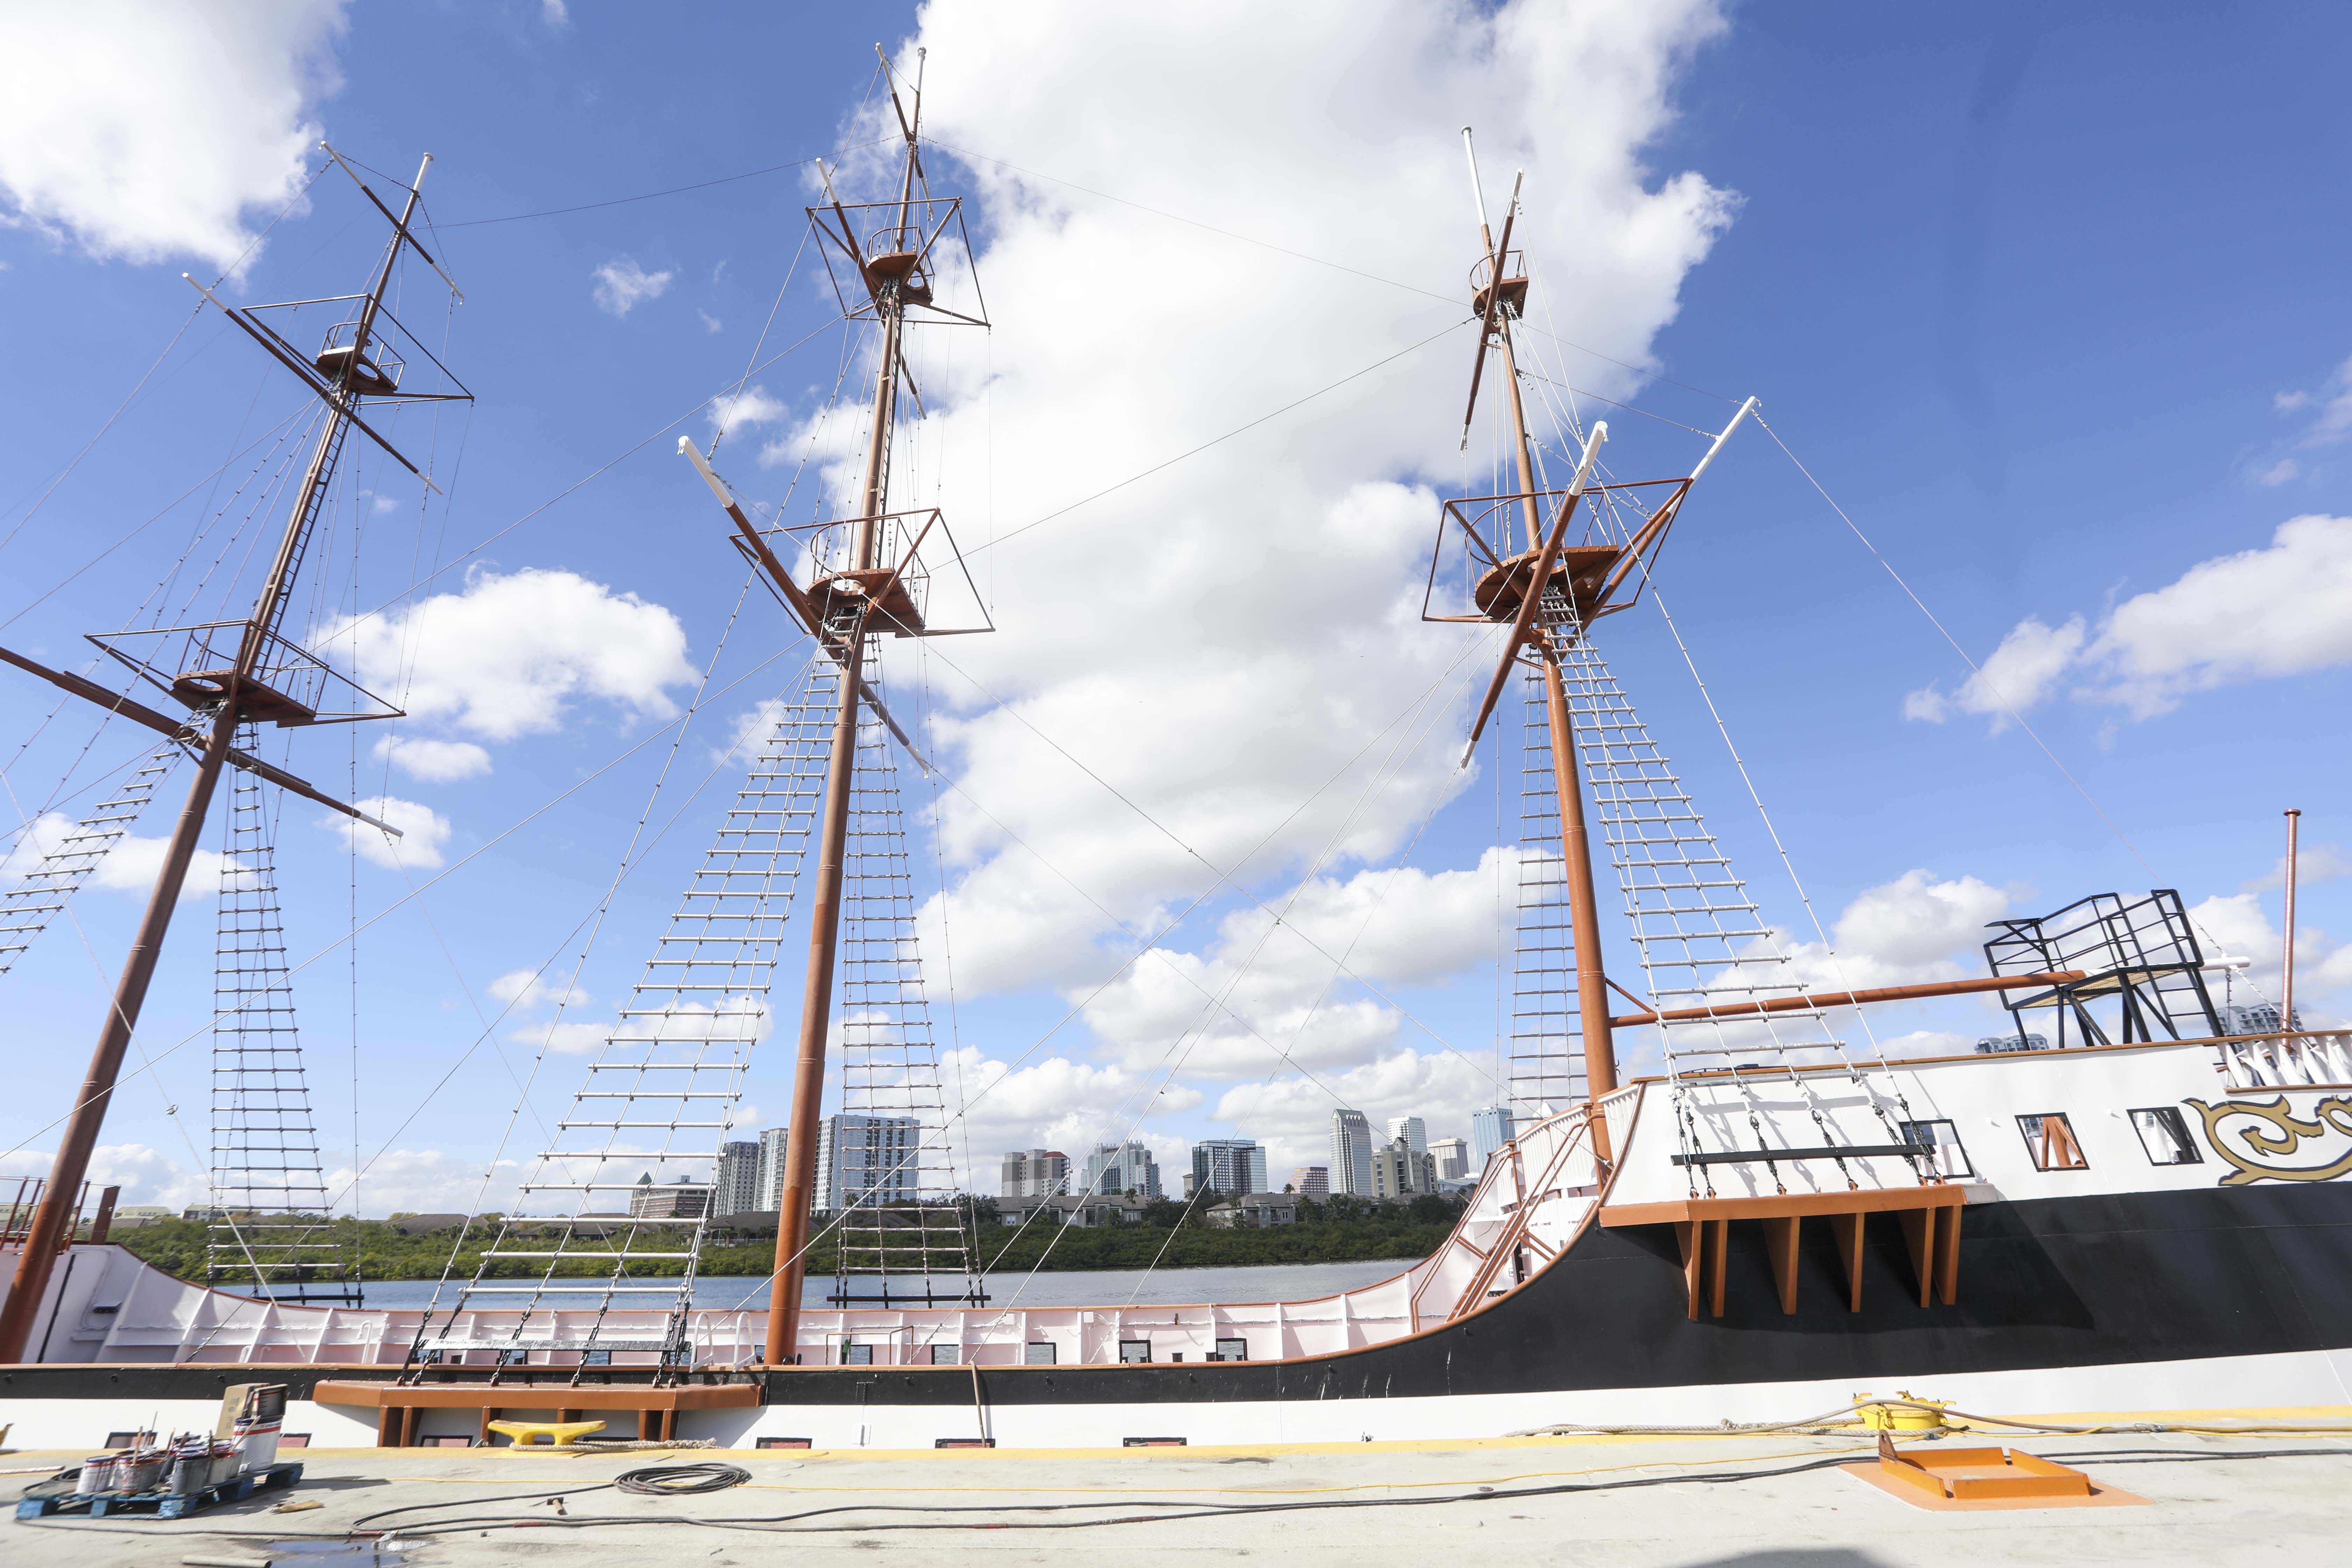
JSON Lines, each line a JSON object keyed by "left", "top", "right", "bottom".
{"left": 613, "top": 1462, "right": 751, "bottom": 1497}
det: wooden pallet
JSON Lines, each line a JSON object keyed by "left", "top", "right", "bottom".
{"left": 14, "top": 1461, "right": 303, "bottom": 1520}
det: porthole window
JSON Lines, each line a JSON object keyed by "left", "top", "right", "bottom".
{"left": 2017, "top": 1113, "right": 2088, "bottom": 1171}
{"left": 2129, "top": 1106, "right": 2203, "bottom": 1166}
{"left": 1899, "top": 1119, "right": 1973, "bottom": 1178}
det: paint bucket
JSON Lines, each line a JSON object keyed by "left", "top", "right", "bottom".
{"left": 112, "top": 1450, "right": 167, "bottom": 1493}
{"left": 168, "top": 1437, "right": 214, "bottom": 1495}
{"left": 74, "top": 1456, "right": 117, "bottom": 1495}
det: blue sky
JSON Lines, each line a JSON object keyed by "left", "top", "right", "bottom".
{"left": 1, "top": 1, "right": 2346, "bottom": 1214}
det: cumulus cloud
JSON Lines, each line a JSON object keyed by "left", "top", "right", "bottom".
{"left": 1901, "top": 615, "right": 2085, "bottom": 730}
{"left": 320, "top": 795, "right": 450, "bottom": 870}
{"left": 324, "top": 566, "right": 697, "bottom": 740}
{"left": 0, "top": 1, "right": 346, "bottom": 274}
{"left": 2186, "top": 893, "right": 2352, "bottom": 1023}
{"left": 708, "top": 384, "right": 787, "bottom": 437}
{"left": 1904, "top": 515, "right": 2352, "bottom": 728}
{"left": 2, "top": 811, "right": 227, "bottom": 901}
{"left": 328, "top": 1147, "right": 523, "bottom": 1217}
{"left": 685, "top": 0, "right": 1738, "bottom": 1164}
{"left": 1776, "top": 869, "right": 2013, "bottom": 991}
{"left": 0, "top": 1141, "right": 209, "bottom": 1209}
{"left": 373, "top": 734, "right": 491, "bottom": 782}
{"left": 592, "top": 255, "right": 673, "bottom": 316}
{"left": 489, "top": 968, "right": 589, "bottom": 1011}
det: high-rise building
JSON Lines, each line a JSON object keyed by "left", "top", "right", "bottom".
{"left": 999, "top": 1148, "right": 1070, "bottom": 1200}
{"left": 1385, "top": 1117, "right": 1428, "bottom": 1160}
{"left": 714, "top": 1140, "right": 761, "bottom": 1217}
{"left": 1289, "top": 1166, "right": 1329, "bottom": 1198}
{"left": 1471, "top": 1106, "right": 1516, "bottom": 1163}
{"left": 1329, "top": 1109, "right": 1374, "bottom": 1195}
{"left": 1189, "top": 1139, "right": 1267, "bottom": 1199}
{"left": 1430, "top": 1136, "right": 1471, "bottom": 1182}
{"left": 814, "top": 1114, "right": 922, "bottom": 1212}
{"left": 1369, "top": 1142, "right": 1417, "bottom": 1200}
{"left": 755, "top": 1126, "right": 791, "bottom": 1211}
{"left": 1080, "top": 1141, "right": 1161, "bottom": 1199}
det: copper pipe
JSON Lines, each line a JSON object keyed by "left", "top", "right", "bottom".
{"left": 2283, "top": 808, "right": 2302, "bottom": 1040}
{"left": 1609, "top": 969, "right": 2090, "bottom": 1029}
{"left": 1539, "top": 646, "right": 1617, "bottom": 1157}
{"left": 765, "top": 624, "right": 866, "bottom": 1366}
{"left": 0, "top": 707, "right": 238, "bottom": 1360}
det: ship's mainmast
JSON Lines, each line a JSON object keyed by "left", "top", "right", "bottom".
{"left": 0, "top": 152, "right": 467, "bottom": 1360}
{"left": 683, "top": 46, "right": 989, "bottom": 1364}
{"left": 1433, "top": 130, "right": 1755, "bottom": 1161}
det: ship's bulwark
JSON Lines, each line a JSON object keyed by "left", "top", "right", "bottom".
{"left": 7, "top": 1181, "right": 2345, "bottom": 1428}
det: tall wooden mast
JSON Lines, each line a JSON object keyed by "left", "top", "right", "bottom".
{"left": 0, "top": 152, "right": 464, "bottom": 1360}
{"left": 684, "top": 47, "right": 990, "bottom": 1365}
{"left": 1427, "top": 132, "right": 1756, "bottom": 1158}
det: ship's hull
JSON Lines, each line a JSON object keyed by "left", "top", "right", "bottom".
{"left": 7, "top": 1038, "right": 2348, "bottom": 1449}
{"left": 5, "top": 1180, "right": 2347, "bottom": 1449}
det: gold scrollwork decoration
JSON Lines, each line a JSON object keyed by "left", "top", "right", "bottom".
{"left": 2182, "top": 1095, "right": 2352, "bottom": 1185}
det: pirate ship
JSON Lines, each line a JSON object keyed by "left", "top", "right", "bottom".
{"left": 2, "top": 62, "right": 2348, "bottom": 1452}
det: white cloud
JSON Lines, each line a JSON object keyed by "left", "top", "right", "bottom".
{"left": 329, "top": 1147, "right": 523, "bottom": 1217}
{"left": 708, "top": 384, "right": 787, "bottom": 436}
{"left": 2245, "top": 841, "right": 2352, "bottom": 893}
{"left": 1905, "top": 516, "right": 2352, "bottom": 729}
{"left": 1777, "top": 869, "right": 2013, "bottom": 991}
{"left": 698, "top": 309, "right": 724, "bottom": 335}
{"left": 2275, "top": 354, "right": 2352, "bottom": 449}
{"left": 373, "top": 734, "right": 492, "bottom": 782}
{"left": 489, "top": 968, "right": 588, "bottom": 1011}
{"left": 324, "top": 566, "right": 697, "bottom": 740}
{"left": 540, "top": 0, "right": 570, "bottom": 28}
{"left": 0, "top": 1141, "right": 209, "bottom": 1209}
{"left": 2249, "top": 456, "right": 2302, "bottom": 488}
{"left": 2185, "top": 893, "right": 2351, "bottom": 1023}
{"left": 0, "top": 1, "right": 346, "bottom": 274}
{"left": 690, "top": 0, "right": 1740, "bottom": 1161}
{"left": 592, "top": 255, "right": 673, "bottom": 316}
{"left": 320, "top": 795, "right": 450, "bottom": 870}
{"left": 3, "top": 811, "right": 226, "bottom": 901}
{"left": 1902, "top": 615, "right": 2086, "bottom": 730}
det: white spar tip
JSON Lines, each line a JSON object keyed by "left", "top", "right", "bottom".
{"left": 679, "top": 436, "right": 738, "bottom": 510}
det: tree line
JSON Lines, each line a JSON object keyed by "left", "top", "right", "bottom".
{"left": 108, "top": 1191, "right": 1468, "bottom": 1282}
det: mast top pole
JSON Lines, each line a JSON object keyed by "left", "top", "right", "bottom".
{"left": 1461, "top": 127, "right": 1494, "bottom": 249}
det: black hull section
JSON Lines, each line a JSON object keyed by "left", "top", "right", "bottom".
{"left": 6, "top": 1184, "right": 2346, "bottom": 1410}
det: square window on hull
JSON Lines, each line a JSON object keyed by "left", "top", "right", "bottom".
{"left": 2130, "top": 1106, "right": 2203, "bottom": 1165}
{"left": 2017, "top": 1113, "right": 2089, "bottom": 1171}
{"left": 1899, "top": 1119, "right": 1973, "bottom": 1178}
{"left": 1024, "top": 1342, "right": 1056, "bottom": 1365}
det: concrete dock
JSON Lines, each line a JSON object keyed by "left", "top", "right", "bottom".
{"left": 6, "top": 1430, "right": 2347, "bottom": 1565}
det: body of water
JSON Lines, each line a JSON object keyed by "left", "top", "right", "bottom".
{"left": 344, "top": 1259, "right": 1411, "bottom": 1313}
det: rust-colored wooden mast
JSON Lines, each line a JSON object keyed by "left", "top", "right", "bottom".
{"left": 0, "top": 157, "right": 433, "bottom": 1363}
{"left": 764, "top": 86, "right": 924, "bottom": 1367}
{"left": 1459, "top": 130, "right": 1622, "bottom": 1132}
